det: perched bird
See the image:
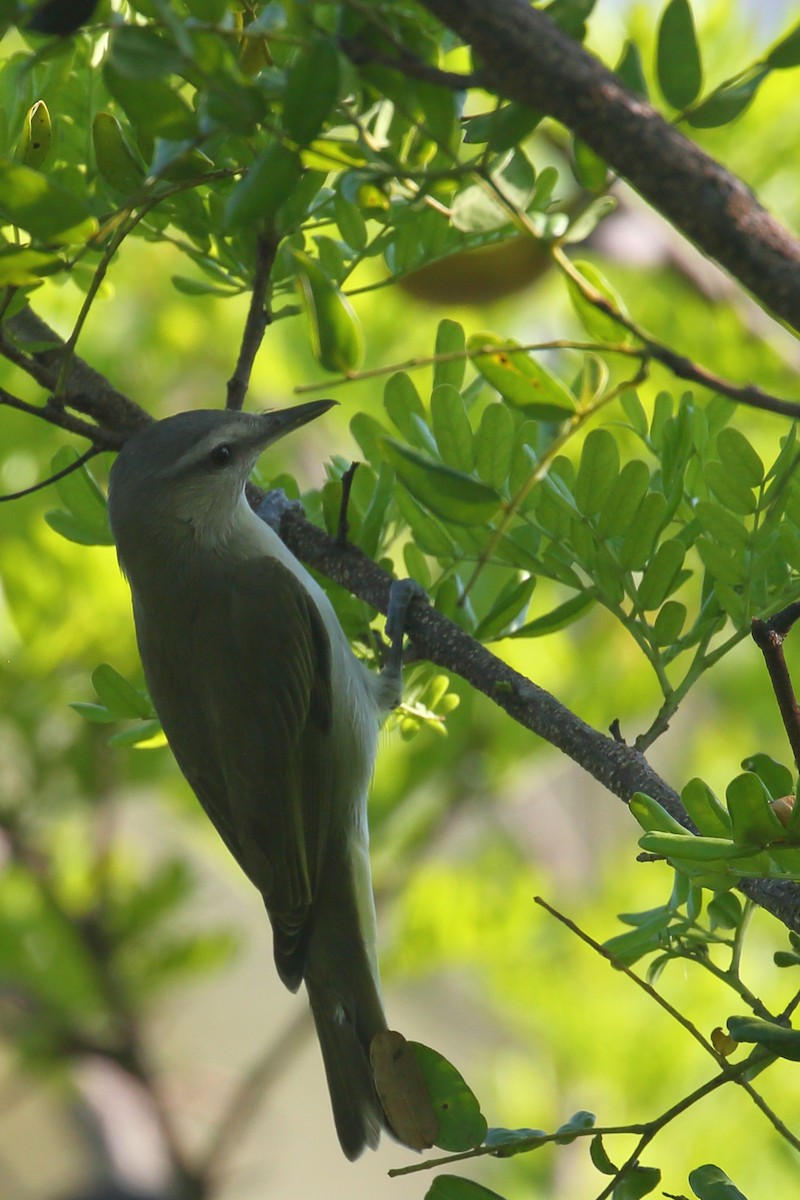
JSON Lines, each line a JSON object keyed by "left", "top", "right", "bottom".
{"left": 107, "top": 403, "right": 411, "bottom": 1159}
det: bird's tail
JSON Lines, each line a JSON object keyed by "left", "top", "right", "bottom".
{"left": 302, "top": 861, "right": 389, "bottom": 1160}
{"left": 304, "top": 974, "right": 386, "bottom": 1161}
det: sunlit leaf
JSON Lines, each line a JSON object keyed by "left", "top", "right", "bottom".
{"left": 410, "top": 1042, "right": 488, "bottom": 1152}
{"left": 468, "top": 332, "right": 577, "bottom": 420}
{"left": 380, "top": 438, "right": 502, "bottom": 527}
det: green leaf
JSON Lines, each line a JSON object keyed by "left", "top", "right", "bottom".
{"left": 380, "top": 439, "right": 502, "bottom": 527}
{"left": 766, "top": 22, "right": 800, "bottom": 69}
{"left": 681, "top": 778, "right": 732, "bottom": 838}
{"left": 651, "top": 599, "right": 686, "bottom": 646}
{"left": 616, "top": 39, "right": 648, "bottom": 97}
{"left": 657, "top": 0, "right": 702, "bottom": 109}
{"left": 16, "top": 100, "right": 52, "bottom": 170}
{"left": 725, "top": 772, "right": 785, "bottom": 846}
{"left": 434, "top": 319, "right": 466, "bottom": 392}
{"left": 44, "top": 509, "right": 109, "bottom": 546}
{"left": 70, "top": 702, "right": 117, "bottom": 724}
{"left": 716, "top": 427, "right": 764, "bottom": 487}
{"left": 450, "top": 184, "right": 511, "bottom": 233}
{"left": 597, "top": 459, "right": 650, "bottom": 537}
{"left": 409, "top": 1042, "right": 487, "bottom": 1152}
{"left": 688, "top": 1164, "right": 748, "bottom": 1200}
{"left": 707, "top": 892, "right": 743, "bottom": 929}
{"left": 108, "top": 25, "right": 185, "bottom": 80}
{"left": 554, "top": 1110, "right": 595, "bottom": 1143}
{"left": 384, "top": 372, "right": 430, "bottom": 449}
{"left": 475, "top": 404, "right": 514, "bottom": 491}
{"left": 590, "top": 1133, "right": 618, "bottom": 1175}
{"left": 571, "top": 138, "right": 607, "bottom": 191}
{"left": 726, "top": 1015, "right": 800, "bottom": 1061}
{"left": 0, "top": 246, "right": 60, "bottom": 285}
{"left": 630, "top": 792, "right": 690, "bottom": 836}
{"left": 636, "top": 538, "right": 685, "bottom": 610}
{"left": 563, "top": 195, "right": 616, "bottom": 245}
{"left": 395, "top": 489, "right": 456, "bottom": 557}
{"left": 431, "top": 385, "right": 474, "bottom": 470}
{"left": 695, "top": 500, "right": 748, "bottom": 549}
{"left": 92, "top": 664, "right": 153, "bottom": 720}
{"left": 618, "top": 491, "right": 667, "bottom": 570}
{"left": 507, "top": 590, "right": 593, "bottom": 637}
{"left": 467, "top": 332, "right": 577, "bottom": 421}
{"left": 283, "top": 38, "right": 341, "bottom": 147}
{"left": 108, "top": 719, "right": 164, "bottom": 747}
{"left": 543, "top": 0, "right": 596, "bottom": 40}
{"left": 574, "top": 428, "right": 619, "bottom": 516}
{"left": 740, "top": 754, "right": 794, "bottom": 802}
{"left": 0, "top": 158, "right": 96, "bottom": 243}
{"left": 334, "top": 191, "right": 367, "bottom": 251}
{"left": 52, "top": 447, "right": 113, "bottom": 543}
{"left": 566, "top": 260, "right": 631, "bottom": 343}
{"left": 638, "top": 832, "right": 754, "bottom": 862}
{"left": 350, "top": 411, "right": 392, "bottom": 466}
{"left": 93, "top": 112, "right": 146, "bottom": 193}
{"left": 687, "top": 69, "right": 768, "bottom": 128}
{"left": 291, "top": 250, "right": 363, "bottom": 372}
{"left": 426, "top": 1177, "right": 506, "bottom": 1200}
{"left": 104, "top": 64, "right": 197, "bottom": 140}
{"left": 612, "top": 1164, "right": 661, "bottom": 1200}
{"left": 473, "top": 575, "right": 536, "bottom": 641}
{"left": 223, "top": 142, "right": 302, "bottom": 230}
{"left": 696, "top": 536, "right": 747, "bottom": 587}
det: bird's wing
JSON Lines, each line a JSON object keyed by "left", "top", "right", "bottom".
{"left": 190, "top": 555, "right": 334, "bottom": 988}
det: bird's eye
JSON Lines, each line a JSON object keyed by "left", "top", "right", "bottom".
{"left": 210, "top": 444, "right": 232, "bottom": 467}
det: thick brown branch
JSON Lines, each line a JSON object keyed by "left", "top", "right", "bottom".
{"left": 4, "top": 308, "right": 151, "bottom": 443}
{"left": 417, "top": 0, "right": 800, "bottom": 331}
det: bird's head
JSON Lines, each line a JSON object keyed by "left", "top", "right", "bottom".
{"left": 108, "top": 401, "right": 335, "bottom": 568}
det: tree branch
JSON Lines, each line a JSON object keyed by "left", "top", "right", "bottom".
{"left": 4, "top": 308, "right": 151, "bottom": 444}
{"left": 416, "top": 0, "right": 800, "bottom": 331}
{"left": 276, "top": 506, "right": 800, "bottom": 936}
{"left": 226, "top": 232, "right": 279, "bottom": 412}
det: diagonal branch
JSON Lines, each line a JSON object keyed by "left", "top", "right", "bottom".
{"left": 275, "top": 505, "right": 800, "bottom": 936}
{"left": 416, "top": 0, "right": 800, "bottom": 331}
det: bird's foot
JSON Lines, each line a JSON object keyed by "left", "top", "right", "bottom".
{"left": 381, "top": 579, "right": 426, "bottom": 706}
{"left": 256, "top": 488, "right": 304, "bottom": 533}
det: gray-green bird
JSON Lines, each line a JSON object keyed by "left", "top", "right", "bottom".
{"left": 107, "top": 402, "right": 406, "bottom": 1159}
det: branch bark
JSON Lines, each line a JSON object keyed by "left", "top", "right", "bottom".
{"left": 417, "top": 0, "right": 800, "bottom": 332}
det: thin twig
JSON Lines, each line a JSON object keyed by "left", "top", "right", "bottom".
{"left": 337, "top": 461, "right": 359, "bottom": 545}
{"left": 752, "top": 607, "right": 800, "bottom": 775}
{"left": 535, "top": 897, "right": 800, "bottom": 1154}
{"left": 226, "top": 232, "right": 279, "bottom": 411}
{"left": 0, "top": 445, "right": 102, "bottom": 502}
{"left": 0, "top": 386, "right": 120, "bottom": 447}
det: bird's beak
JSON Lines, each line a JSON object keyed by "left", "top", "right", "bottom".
{"left": 250, "top": 399, "right": 337, "bottom": 452}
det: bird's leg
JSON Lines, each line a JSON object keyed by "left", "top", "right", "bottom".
{"left": 379, "top": 578, "right": 426, "bottom": 709}
{"left": 255, "top": 488, "right": 304, "bottom": 534}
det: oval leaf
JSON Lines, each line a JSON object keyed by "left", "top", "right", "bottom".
{"left": 657, "top": 0, "right": 702, "bottom": 109}
{"left": 381, "top": 438, "right": 501, "bottom": 527}
{"left": 467, "top": 332, "right": 576, "bottom": 420}
{"left": 291, "top": 250, "right": 363, "bottom": 372}
{"left": 409, "top": 1042, "right": 487, "bottom": 1152}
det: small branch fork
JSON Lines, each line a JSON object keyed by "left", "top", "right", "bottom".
{"left": 752, "top": 602, "right": 800, "bottom": 776}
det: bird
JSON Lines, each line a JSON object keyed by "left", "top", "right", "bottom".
{"left": 107, "top": 402, "right": 414, "bottom": 1159}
